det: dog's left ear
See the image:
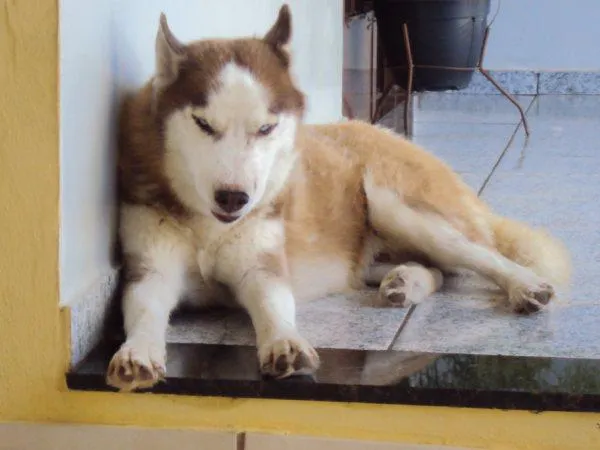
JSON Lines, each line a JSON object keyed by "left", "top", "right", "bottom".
{"left": 264, "top": 4, "right": 292, "bottom": 50}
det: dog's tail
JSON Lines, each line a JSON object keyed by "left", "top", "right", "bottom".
{"left": 491, "top": 215, "right": 571, "bottom": 286}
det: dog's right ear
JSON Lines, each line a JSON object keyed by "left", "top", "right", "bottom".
{"left": 154, "top": 13, "right": 186, "bottom": 94}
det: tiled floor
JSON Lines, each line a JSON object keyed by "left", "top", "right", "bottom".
{"left": 168, "top": 291, "right": 409, "bottom": 351}
{"left": 394, "top": 92, "right": 600, "bottom": 359}
{"left": 167, "top": 92, "right": 600, "bottom": 360}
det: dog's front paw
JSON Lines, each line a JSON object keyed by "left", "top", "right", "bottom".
{"left": 508, "top": 279, "right": 555, "bottom": 314}
{"left": 258, "top": 332, "right": 319, "bottom": 379}
{"left": 106, "top": 341, "right": 166, "bottom": 392}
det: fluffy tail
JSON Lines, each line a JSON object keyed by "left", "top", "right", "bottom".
{"left": 492, "top": 216, "right": 572, "bottom": 286}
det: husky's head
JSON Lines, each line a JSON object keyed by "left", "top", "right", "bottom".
{"left": 153, "top": 5, "right": 305, "bottom": 224}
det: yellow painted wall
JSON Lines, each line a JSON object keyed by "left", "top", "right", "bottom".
{"left": 0, "top": 1, "right": 599, "bottom": 449}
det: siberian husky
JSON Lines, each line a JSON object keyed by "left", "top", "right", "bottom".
{"left": 107, "top": 5, "right": 571, "bottom": 391}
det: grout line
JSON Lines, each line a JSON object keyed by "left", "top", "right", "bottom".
{"left": 386, "top": 304, "right": 417, "bottom": 351}
{"left": 476, "top": 95, "right": 537, "bottom": 197}
{"left": 237, "top": 432, "right": 246, "bottom": 450}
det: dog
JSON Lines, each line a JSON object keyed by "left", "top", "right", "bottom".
{"left": 106, "top": 5, "right": 571, "bottom": 391}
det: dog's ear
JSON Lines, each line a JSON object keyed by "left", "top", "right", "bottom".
{"left": 264, "top": 4, "right": 292, "bottom": 50}
{"left": 154, "top": 13, "right": 186, "bottom": 93}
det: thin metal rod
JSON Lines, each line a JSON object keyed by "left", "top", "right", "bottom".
{"left": 478, "top": 25, "right": 491, "bottom": 67}
{"left": 369, "top": 15, "right": 375, "bottom": 120}
{"left": 402, "top": 23, "right": 414, "bottom": 136}
{"left": 371, "top": 83, "right": 394, "bottom": 123}
{"left": 395, "top": 64, "right": 477, "bottom": 72}
{"left": 477, "top": 27, "right": 530, "bottom": 136}
{"left": 479, "top": 67, "right": 530, "bottom": 135}
{"left": 343, "top": 95, "right": 354, "bottom": 119}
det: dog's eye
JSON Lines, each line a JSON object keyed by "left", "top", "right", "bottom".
{"left": 257, "top": 123, "right": 277, "bottom": 136}
{"left": 193, "top": 116, "right": 216, "bottom": 136}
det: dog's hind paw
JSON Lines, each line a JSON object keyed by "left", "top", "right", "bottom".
{"left": 509, "top": 279, "right": 555, "bottom": 314}
{"left": 375, "top": 264, "right": 438, "bottom": 308}
{"left": 106, "top": 341, "right": 166, "bottom": 392}
{"left": 258, "top": 332, "right": 320, "bottom": 379}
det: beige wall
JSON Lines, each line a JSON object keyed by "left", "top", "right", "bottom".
{"left": 0, "top": 424, "right": 472, "bottom": 450}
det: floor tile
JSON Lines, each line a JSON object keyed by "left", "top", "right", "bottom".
{"left": 483, "top": 192, "right": 598, "bottom": 231}
{"left": 394, "top": 94, "right": 600, "bottom": 359}
{"left": 0, "top": 423, "right": 238, "bottom": 450}
{"left": 550, "top": 228, "right": 600, "bottom": 301}
{"left": 527, "top": 94, "right": 600, "bottom": 120}
{"left": 539, "top": 71, "right": 600, "bottom": 95}
{"left": 490, "top": 99, "right": 600, "bottom": 174}
{"left": 392, "top": 273, "right": 600, "bottom": 359}
{"left": 168, "top": 291, "right": 408, "bottom": 351}
{"left": 413, "top": 92, "right": 535, "bottom": 125}
{"left": 246, "top": 433, "right": 472, "bottom": 450}
{"left": 411, "top": 122, "right": 516, "bottom": 192}
{"left": 167, "top": 309, "right": 230, "bottom": 345}
{"left": 453, "top": 70, "right": 538, "bottom": 95}
{"left": 495, "top": 150, "right": 600, "bottom": 175}
{"left": 482, "top": 95, "right": 600, "bottom": 228}
{"left": 481, "top": 174, "right": 599, "bottom": 229}
{"left": 297, "top": 292, "right": 408, "bottom": 350}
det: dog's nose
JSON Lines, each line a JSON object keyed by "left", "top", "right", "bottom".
{"left": 214, "top": 190, "right": 249, "bottom": 213}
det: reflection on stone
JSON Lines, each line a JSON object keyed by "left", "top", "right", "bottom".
{"left": 68, "top": 341, "right": 600, "bottom": 412}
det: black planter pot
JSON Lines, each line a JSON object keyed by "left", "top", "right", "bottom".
{"left": 374, "top": 0, "right": 491, "bottom": 92}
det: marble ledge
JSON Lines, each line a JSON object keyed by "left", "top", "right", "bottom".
{"left": 68, "top": 341, "right": 600, "bottom": 413}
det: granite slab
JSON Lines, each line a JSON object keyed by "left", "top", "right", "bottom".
{"left": 411, "top": 122, "right": 517, "bottom": 192}
{"left": 453, "top": 70, "right": 538, "bottom": 96}
{"left": 539, "top": 71, "right": 600, "bottom": 95}
{"left": 67, "top": 341, "right": 600, "bottom": 412}
{"left": 168, "top": 291, "right": 409, "bottom": 351}
{"left": 393, "top": 94, "right": 600, "bottom": 359}
{"left": 392, "top": 273, "right": 600, "bottom": 359}
{"left": 413, "top": 92, "right": 535, "bottom": 125}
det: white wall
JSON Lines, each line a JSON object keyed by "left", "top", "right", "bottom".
{"left": 485, "top": 0, "right": 600, "bottom": 70}
{"left": 59, "top": 0, "right": 344, "bottom": 305}
{"left": 60, "top": 0, "right": 117, "bottom": 306}
{"left": 110, "top": 0, "right": 343, "bottom": 122}
{"left": 344, "top": 13, "right": 376, "bottom": 70}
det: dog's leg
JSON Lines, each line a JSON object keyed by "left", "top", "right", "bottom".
{"left": 366, "top": 262, "right": 443, "bottom": 307}
{"left": 236, "top": 267, "right": 319, "bottom": 378}
{"left": 106, "top": 267, "right": 183, "bottom": 391}
{"left": 365, "top": 178, "right": 555, "bottom": 313}
{"left": 106, "top": 207, "right": 189, "bottom": 391}
{"left": 214, "top": 219, "right": 319, "bottom": 379}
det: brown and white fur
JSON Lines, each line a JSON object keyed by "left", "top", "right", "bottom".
{"left": 107, "top": 5, "right": 571, "bottom": 391}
